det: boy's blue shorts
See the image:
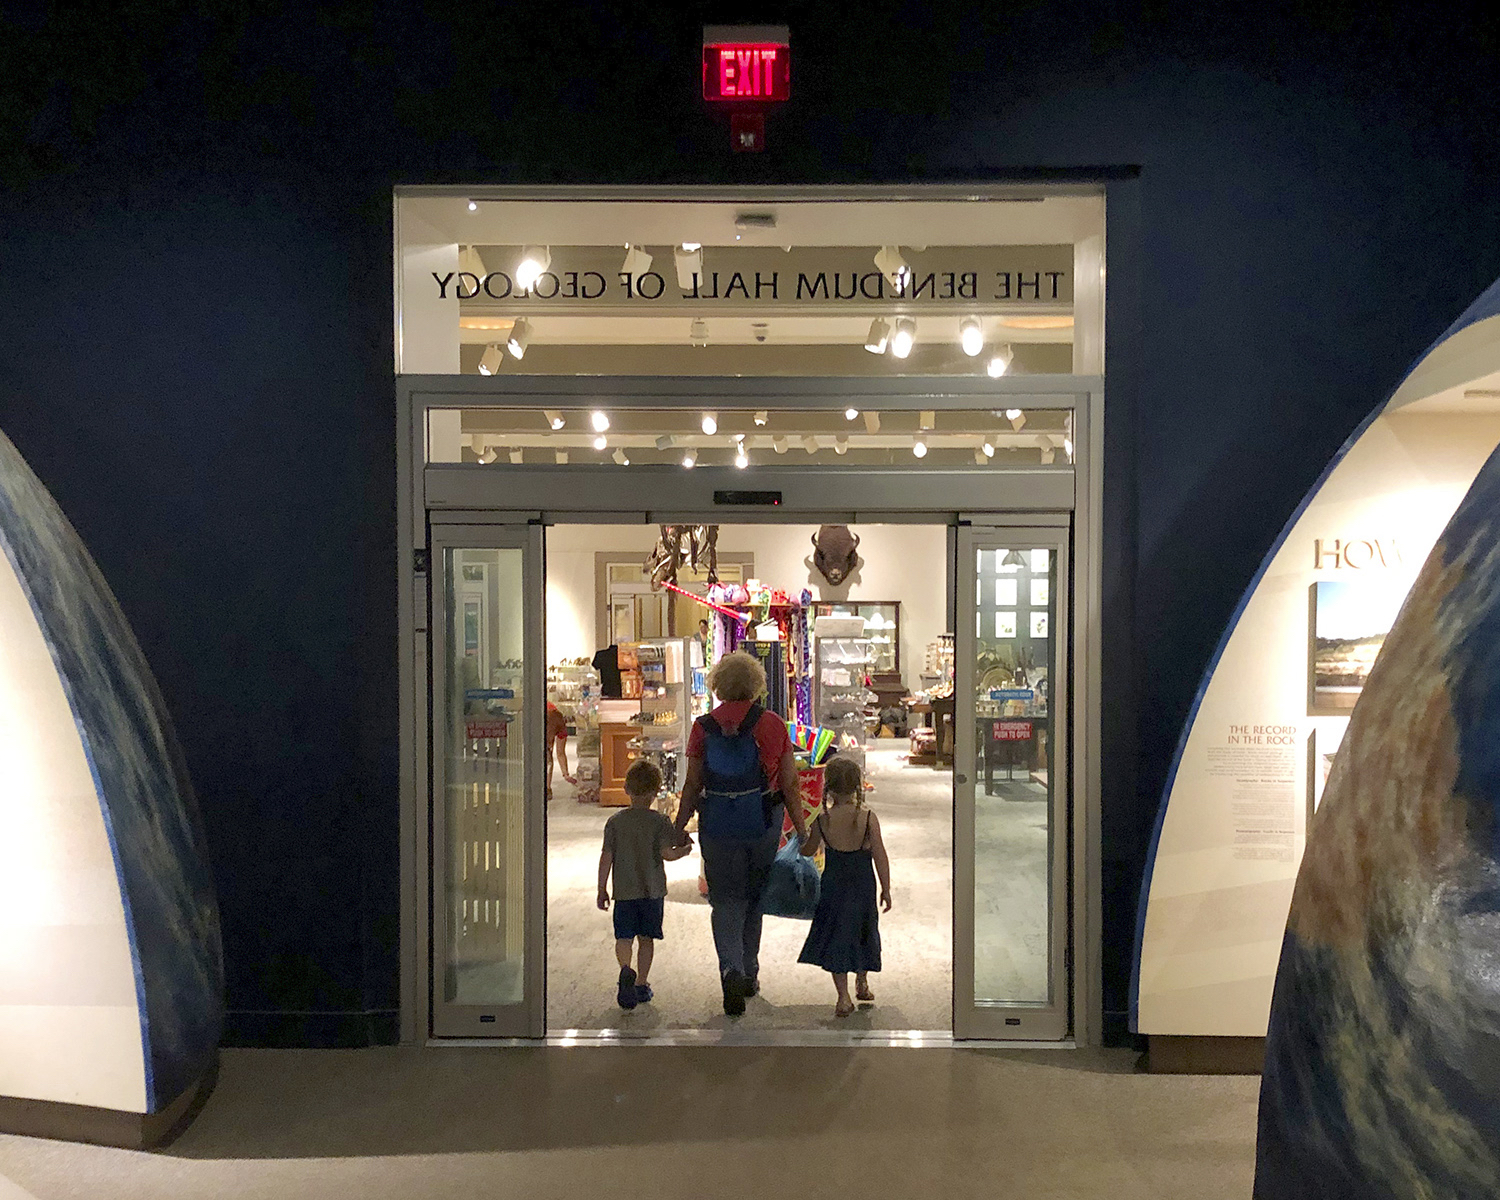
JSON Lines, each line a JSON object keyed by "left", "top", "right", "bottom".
{"left": 613, "top": 897, "right": 665, "bottom": 940}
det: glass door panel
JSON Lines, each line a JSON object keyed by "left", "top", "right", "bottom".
{"left": 431, "top": 526, "right": 544, "bottom": 1037}
{"left": 954, "top": 524, "right": 1069, "bottom": 1039}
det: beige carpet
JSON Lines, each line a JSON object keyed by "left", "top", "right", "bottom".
{"left": 548, "top": 741, "right": 954, "bottom": 1029}
{"left": 0, "top": 1047, "right": 1259, "bottom": 1200}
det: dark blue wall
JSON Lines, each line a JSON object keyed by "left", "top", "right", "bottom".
{"left": 3, "top": 2, "right": 1497, "bottom": 1045}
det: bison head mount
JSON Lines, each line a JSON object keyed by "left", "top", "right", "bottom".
{"left": 810, "top": 524, "right": 861, "bottom": 588}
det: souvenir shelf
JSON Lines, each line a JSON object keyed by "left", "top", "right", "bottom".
{"left": 602, "top": 637, "right": 703, "bottom": 806}
{"left": 814, "top": 634, "right": 876, "bottom": 773}
{"left": 813, "top": 601, "right": 901, "bottom": 673}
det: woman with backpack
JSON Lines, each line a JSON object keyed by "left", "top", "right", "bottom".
{"left": 672, "top": 650, "right": 809, "bottom": 1016}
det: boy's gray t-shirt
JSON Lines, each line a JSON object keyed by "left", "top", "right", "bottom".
{"left": 603, "top": 807, "right": 675, "bottom": 901}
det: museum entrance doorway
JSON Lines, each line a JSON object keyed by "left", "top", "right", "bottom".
{"left": 399, "top": 378, "right": 1101, "bottom": 1044}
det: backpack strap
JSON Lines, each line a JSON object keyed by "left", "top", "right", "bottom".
{"left": 737, "top": 702, "right": 765, "bottom": 737}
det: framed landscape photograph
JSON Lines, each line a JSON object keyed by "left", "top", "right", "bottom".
{"left": 1308, "top": 580, "right": 1406, "bottom": 714}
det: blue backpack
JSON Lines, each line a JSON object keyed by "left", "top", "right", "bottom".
{"left": 697, "top": 704, "right": 772, "bottom": 840}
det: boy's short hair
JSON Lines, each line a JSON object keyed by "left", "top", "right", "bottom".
{"left": 624, "top": 757, "right": 663, "bottom": 798}
{"left": 823, "top": 756, "right": 862, "bottom": 797}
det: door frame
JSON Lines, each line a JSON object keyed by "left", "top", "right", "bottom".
{"left": 398, "top": 373, "right": 1104, "bottom": 1045}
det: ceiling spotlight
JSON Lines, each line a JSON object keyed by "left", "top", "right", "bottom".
{"left": 982, "top": 440, "right": 996, "bottom": 457}
{"left": 613, "top": 448, "right": 630, "bottom": 465}
{"left": 802, "top": 435, "right": 819, "bottom": 454}
{"left": 874, "top": 246, "right": 911, "bottom": 291}
{"left": 478, "top": 344, "right": 503, "bottom": 375}
{"left": 754, "top": 411, "right": 769, "bottom": 426}
{"left": 675, "top": 244, "right": 703, "bottom": 290}
{"left": 515, "top": 246, "right": 550, "bottom": 291}
{"left": 681, "top": 450, "right": 697, "bottom": 469}
{"left": 701, "top": 412, "right": 718, "bottom": 436}
{"left": 591, "top": 410, "right": 611, "bottom": 433}
{"left": 459, "top": 244, "right": 487, "bottom": 279}
{"left": 960, "top": 316, "right": 984, "bottom": 357}
{"left": 918, "top": 410, "right": 936, "bottom": 430}
{"left": 655, "top": 434, "right": 675, "bottom": 450}
{"left": 506, "top": 318, "right": 530, "bottom": 359}
{"left": 845, "top": 407, "right": 860, "bottom": 420}
{"left": 863, "top": 411, "right": 881, "bottom": 434}
{"left": 772, "top": 435, "right": 789, "bottom": 454}
{"left": 543, "top": 409, "right": 565, "bottom": 430}
{"left": 478, "top": 447, "right": 498, "bottom": 464}
{"left": 987, "top": 345, "right": 1015, "bottom": 378}
{"left": 975, "top": 447, "right": 989, "bottom": 465}
{"left": 912, "top": 438, "right": 928, "bottom": 459}
{"left": 622, "top": 244, "right": 653, "bottom": 277}
{"left": 508, "top": 448, "right": 524, "bottom": 464}
{"left": 834, "top": 436, "right": 849, "bottom": 455}
{"left": 467, "top": 200, "right": 478, "bottom": 212}
{"left": 1064, "top": 437, "right": 1074, "bottom": 458}
{"left": 689, "top": 318, "right": 708, "bottom": 345}
{"left": 890, "top": 317, "right": 916, "bottom": 359}
{"left": 593, "top": 434, "right": 608, "bottom": 451}
{"left": 734, "top": 441, "right": 749, "bottom": 469}
{"left": 1041, "top": 446, "right": 1056, "bottom": 465}
{"left": 555, "top": 450, "right": 569, "bottom": 464}
{"left": 864, "top": 318, "right": 890, "bottom": 354}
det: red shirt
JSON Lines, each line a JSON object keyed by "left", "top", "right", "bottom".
{"left": 686, "top": 700, "right": 791, "bottom": 784}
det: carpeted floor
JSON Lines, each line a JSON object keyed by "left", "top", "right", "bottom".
{"left": 0, "top": 1046, "right": 1260, "bottom": 1200}
{"left": 547, "top": 741, "right": 955, "bottom": 1029}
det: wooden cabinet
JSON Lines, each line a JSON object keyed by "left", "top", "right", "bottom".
{"left": 599, "top": 721, "right": 638, "bottom": 807}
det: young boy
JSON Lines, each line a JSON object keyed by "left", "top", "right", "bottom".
{"left": 597, "top": 759, "right": 692, "bottom": 1009}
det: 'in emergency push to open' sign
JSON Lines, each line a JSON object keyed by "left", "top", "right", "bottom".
{"left": 702, "top": 31, "right": 790, "bottom": 101}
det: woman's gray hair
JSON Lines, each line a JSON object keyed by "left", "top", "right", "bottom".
{"left": 706, "top": 650, "right": 767, "bottom": 703}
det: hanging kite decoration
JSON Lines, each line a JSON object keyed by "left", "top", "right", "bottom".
{"left": 645, "top": 523, "right": 720, "bottom": 589}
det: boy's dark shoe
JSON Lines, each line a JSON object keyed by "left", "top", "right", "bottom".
{"left": 617, "top": 966, "right": 639, "bottom": 1009}
{"left": 722, "top": 968, "right": 747, "bottom": 1016}
{"left": 634, "top": 984, "right": 654, "bottom": 1004}
{"left": 742, "top": 974, "right": 759, "bottom": 998}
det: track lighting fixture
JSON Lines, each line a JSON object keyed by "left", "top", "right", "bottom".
{"left": 960, "top": 316, "right": 984, "bottom": 357}
{"left": 1064, "top": 437, "right": 1074, "bottom": 458}
{"left": 1041, "top": 447, "right": 1056, "bottom": 465}
{"left": 863, "top": 412, "right": 881, "bottom": 434}
{"left": 975, "top": 447, "right": 989, "bottom": 465}
{"left": 981, "top": 439, "right": 996, "bottom": 457}
{"left": 987, "top": 345, "right": 1014, "bottom": 378}
{"left": 772, "top": 435, "right": 789, "bottom": 454}
{"left": 754, "top": 411, "right": 769, "bottom": 426}
{"left": 912, "top": 438, "right": 928, "bottom": 459}
{"left": 591, "top": 411, "right": 611, "bottom": 433}
{"left": 681, "top": 450, "right": 697, "bottom": 469}
{"left": 509, "top": 448, "right": 524, "bottom": 464}
{"left": 478, "top": 447, "right": 498, "bottom": 464}
{"left": 622, "top": 245, "right": 653, "bottom": 277}
{"left": 506, "top": 318, "right": 530, "bottom": 359}
{"left": 834, "top": 437, "right": 849, "bottom": 455}
{"left": 845, "top": 407, "right": 860, "bottom": 420}
{"left": 890, "top": 317, "right": 916, "bottom": 360}
{"left": 1006, "top": 408, "right": 1026, "bottom": 431}
{"left": 802, "top": 435, "right": 819, "bottom": 454}
{"left": 734, "top": 440, "right": 749, "bottom": 469}
{"left": 701, "top": 412, "right": 718, "bottom": 436}
{"left": 613, "top": 448, "right": 630, "bottom": 465}
{"left": 478, "top": 344, "right": 503, "bottom": 375}
{"left": 675, "top": 244, "right": 703, "bottom": 290}
{"left": 863, "top": 318, "right": 890, "bottom": 354}
{"left": 543, "top": 409, "right": 565, "bottom": 430}
{"left": 874, "top": 246, "right": 911, "bottom": 291}
{"left": 690, "top": 318, "right": 708, "bottom": 345}
{"left": 918, "top": 410, "right": 936, "bottom": 430}
{"left": 515, "top": 246, "right": 550, "bottom": 291}
{"left": 467, "top": 200, "right": 478, "bottom": 212}
{"left": 655, "top": 434, "right": 675, "bottom": 450}
{"left": 593, "top": 435, "right": 608, "bottom": 451}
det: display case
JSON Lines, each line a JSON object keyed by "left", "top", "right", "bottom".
{"left": 814, "top": 634, "right": 876, "bottom": 773}
{"left": 602, "top": 637, "right": 703, "bottom": 806}
{"left": 813, "top": 601, "right": 901, "bottom": 673}
{"left": 548, "top": 660, "right": 601, "bottom": 801}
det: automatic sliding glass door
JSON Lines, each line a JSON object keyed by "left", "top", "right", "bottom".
{"left": 430, "top": 524, "right": 545, "bottom": 1037}
{"left": 954, "top": 522, "right": 1070, "bottom": 1039}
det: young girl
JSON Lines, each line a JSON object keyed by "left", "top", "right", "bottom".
{"left": 797, "top": 756, "right": 892, "bottom": 1017}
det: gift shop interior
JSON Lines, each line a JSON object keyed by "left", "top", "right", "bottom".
{"left": 541, "top": 521, "right": 1054, "bottom": 1033}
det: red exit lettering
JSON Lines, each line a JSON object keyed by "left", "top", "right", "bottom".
{"left": 703, "top": 43, "right": 790, "bottom": 102}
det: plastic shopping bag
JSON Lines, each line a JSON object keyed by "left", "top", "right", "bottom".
{"left": 760, "top": 832, "right": 821, "bottom": 920}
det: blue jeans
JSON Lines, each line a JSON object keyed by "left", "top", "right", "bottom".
{"left": 699, "top": 803, "right": 783, "bottom": 979}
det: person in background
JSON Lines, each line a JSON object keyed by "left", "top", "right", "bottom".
{"left": 673, "top": 650, "right": 809, "bottom": 1016}
{"left": 797, "top": 756, "right": 891, "bottom": 1017}
{"left": 598, "top": 759, "right": 693, "bottom": 1009}
{"left": 695, "top": 618, "right": 710, "bottom": 651}
{"left": 546, "top": 701, "right": 575, "bottom": 801}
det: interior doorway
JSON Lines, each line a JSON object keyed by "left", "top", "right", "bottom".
{"left": 545, "top": 521, "right": 956, "bottom": 1032}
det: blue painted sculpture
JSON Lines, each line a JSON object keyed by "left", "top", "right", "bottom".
{"left": 0, "top": 428, "right": 221, "bottom": 1139}
{"left": 1257, "top": 442, "right": 1500, "bottom": 1197}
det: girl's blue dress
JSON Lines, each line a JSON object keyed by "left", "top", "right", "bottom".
{"left": 798, "top": 809, "right": 882, "bottom": 973}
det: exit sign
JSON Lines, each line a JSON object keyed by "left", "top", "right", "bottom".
{"left": 703, "top": 25, "right": 790, "bottom": 102}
